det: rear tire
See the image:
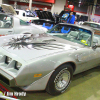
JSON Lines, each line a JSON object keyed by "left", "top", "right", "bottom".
{"left": 46, "top": 64, "right": 73, "bottom": 96}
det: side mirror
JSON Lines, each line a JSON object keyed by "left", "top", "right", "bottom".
{"left": 92, "top": 45, "right": 100, "bottom": 49}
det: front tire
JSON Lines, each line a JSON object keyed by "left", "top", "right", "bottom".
{"left": 46, "top": 64, "right": 73, "bottom": 96}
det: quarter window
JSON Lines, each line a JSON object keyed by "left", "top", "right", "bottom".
{"left": 16, "top": 11, "right": 19, "bottom": 15}
{"left": 20, "top": 19, "right": 29, "bottom": 25}
{"left": 0, "top": 14, "right": 13, "bottom": 28}
{"left": 23, "top": 13, "right": 25, "bottom": 16}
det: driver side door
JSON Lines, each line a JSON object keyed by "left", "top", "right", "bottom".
{"left": 84, "top": 37, "right": 100, "bottom": 70}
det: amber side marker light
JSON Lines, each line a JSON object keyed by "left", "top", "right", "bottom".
{"left": 34, "top": 74, "right": 42, "bottom": 77}
{"left": 0, "top": 35, "right": 5, "bottom": 36}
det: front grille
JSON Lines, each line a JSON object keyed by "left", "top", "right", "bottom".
{"left": 0, "top": 74, "right": 9, "bottom": 85}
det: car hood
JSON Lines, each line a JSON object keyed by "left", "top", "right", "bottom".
{"left": 1, "top": 33, "right": 79, "bottom": 62}
{"left": 35, "top": 10, "right": 55, "bottom": 21}
{"left": 2, "top": 43, "right": 76, "bottom": 62}
{"left": 1, "top": 4, "right": 17, "bottom": 15}
{"left": 30, "top": 23, "right": 48, "bottom": 32}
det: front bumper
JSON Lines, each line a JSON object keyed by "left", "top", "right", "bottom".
{"left": 0, "top": 69, "right": 16, "bottom": 87}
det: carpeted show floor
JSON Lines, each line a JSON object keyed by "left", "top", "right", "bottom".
{"left": 1, "top": 66, "right": 100, "bottom": 100}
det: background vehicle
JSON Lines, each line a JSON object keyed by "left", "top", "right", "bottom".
{"left": 83, "top": 21, "right": 100, "bottom": 30}
{"left": 1, "top": 4, "right": 39, "bottom": 22}
{"left": 0, "top": 23, "right": 100, "bottom": 95}
{"left": 32, "top": 10, "right": 76, "bottom": 29}
{"left": 0, "top": 13, "right": 47, "bottom": 36}
{"left": 83, "top": 21, "right": 100, "bottom": 35}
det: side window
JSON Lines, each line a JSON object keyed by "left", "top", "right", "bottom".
{"left": 23, "top": 13, "right": 25, "bottom": 16}
{"left": 97, "top": 25, "right": 100, "bottom": 28}
{"left": 20, "top": 19, "right": 29, "bottom": 25}
{"left": 16, "top": 11, "right": 19, "bottom": 15}
{"left": 0, "top": 14, "right": 13, "bottom": 28}
{"left": 93, "top": 37, "right": 98, "bottom": 46}
{"left": 90, "top": 23, "right": 98, "bottom": 28}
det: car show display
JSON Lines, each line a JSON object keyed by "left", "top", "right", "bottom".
{"left": 0, "top": 0, "right": 100, "bottom": 100}
{"left": 0, "top": 11, "right": 47, "bottom": 36}
{"left": 0, "top": 13, "right": 47, "bottom": 35}
{"left": 0, "top": 23, "right": 100, "bottom": 96}
{"left": 32, "top": 10, "right": 76, "bottom": 29}
{"left": 1, "top": 4, "right": 39, "bottom": 22}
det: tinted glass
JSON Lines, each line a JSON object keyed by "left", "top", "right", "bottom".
{"left": 47, "top": 24, "right": 92, "bottom": 46}
{"left": 83, "top": 22, "right": 100, "bottom": 29}
{"left": 16, "top": 11, "right": 19, "bottom": 15}
{"left": 20, "top": 19, "right": 29, "bottom": 25}
{"left": 0, "top": 14, "right": 13, "bottom": 28}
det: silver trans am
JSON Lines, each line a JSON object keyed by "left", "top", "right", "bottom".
{"left": 0, "top": 23, "right": 100, "bottom": 95}
{"left": 0, "top": 4, "right": 47, "bottom": 36}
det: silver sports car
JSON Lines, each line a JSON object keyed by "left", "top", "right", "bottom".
{"left": 0, "top": 23, "right": 100, "bottom": 95}
{"left": 0, "top": 13, "right": 47, "bottom": 36}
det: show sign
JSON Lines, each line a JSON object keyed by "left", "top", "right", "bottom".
{"left": 0, "top": 83, "right": 18, "bottom": 100}
{"left": 68, "top": 5, "right": 74, "bottom": 11}
{"left": 33, "top": 0, "right": 55, "bottom": 3}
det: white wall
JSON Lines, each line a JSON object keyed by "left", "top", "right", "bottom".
{"left": 51, "top": 0, "right": 66, "bottom": 14}
{"left": 0, "top": 0, "right": 2, "bottom": 4}
{"left": 90, "top": 15, "right": 100, "bottom": 22}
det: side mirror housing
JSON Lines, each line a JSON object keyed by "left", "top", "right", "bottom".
{"left": 92, "top": 45, "right": 100, "bottom": 49}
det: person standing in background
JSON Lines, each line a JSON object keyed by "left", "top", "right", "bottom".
{"left": 67, "top": 12, "right": 75, "bottom": 24}
{"left": 44, "top": 7, "right": 48, "bottom": 11}
{"left": 25, "top": 8, "right": 30, "bottom": 16}
{"left": 32, "top": 8, "right": 37, "bottom": 17}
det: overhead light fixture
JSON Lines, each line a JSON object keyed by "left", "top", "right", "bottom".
{"left": 78, "top": 0, "right": 82, "bottom": 7}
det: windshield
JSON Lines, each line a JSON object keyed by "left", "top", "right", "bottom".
{"left": 83, "top": 22, "right": 100, "bottom": 29}
{"left": 47, "top": 24, "right": 92, "bottom": 46}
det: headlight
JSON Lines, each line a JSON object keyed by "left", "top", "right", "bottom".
{"left": 5, "top": 56, "right": 12, "bottom": 64}
{"left": 15, "top": 62, "right": 22, "bottom": 70}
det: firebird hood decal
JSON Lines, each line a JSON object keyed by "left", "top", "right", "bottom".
{"left": 3, "top": 33, "right": 56, "bottom": 49}
{"left": 1, "top": 34, "right": 76, "bottom": 61}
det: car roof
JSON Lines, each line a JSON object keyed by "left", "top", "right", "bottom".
{"left": 58, "top": 23, "right": 94, "bottom": 32}
{"left": 15, "top": 9, "right": 26, "bottom": 12}
{"left": 0, "top": 13, "right": 22, "bottom": 20}
{"left": 0, "top": 13, "right": 13, "bottom": 17}
{"left": 84, "top": 21, "right": 100, "bottom": 25}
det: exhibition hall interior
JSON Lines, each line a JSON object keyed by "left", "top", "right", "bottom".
{"left": 0, "top": 0, "right": 100, "bottom": 100}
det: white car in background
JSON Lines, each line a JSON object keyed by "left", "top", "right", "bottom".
{"left": 0, "top": 13, "right": 47, "bottom": 36}
{"left": 1, "top": 4, "right": 39, "bottom": 22}
{"left": 15, "top": 9, "right": 39, "bottom": 22}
